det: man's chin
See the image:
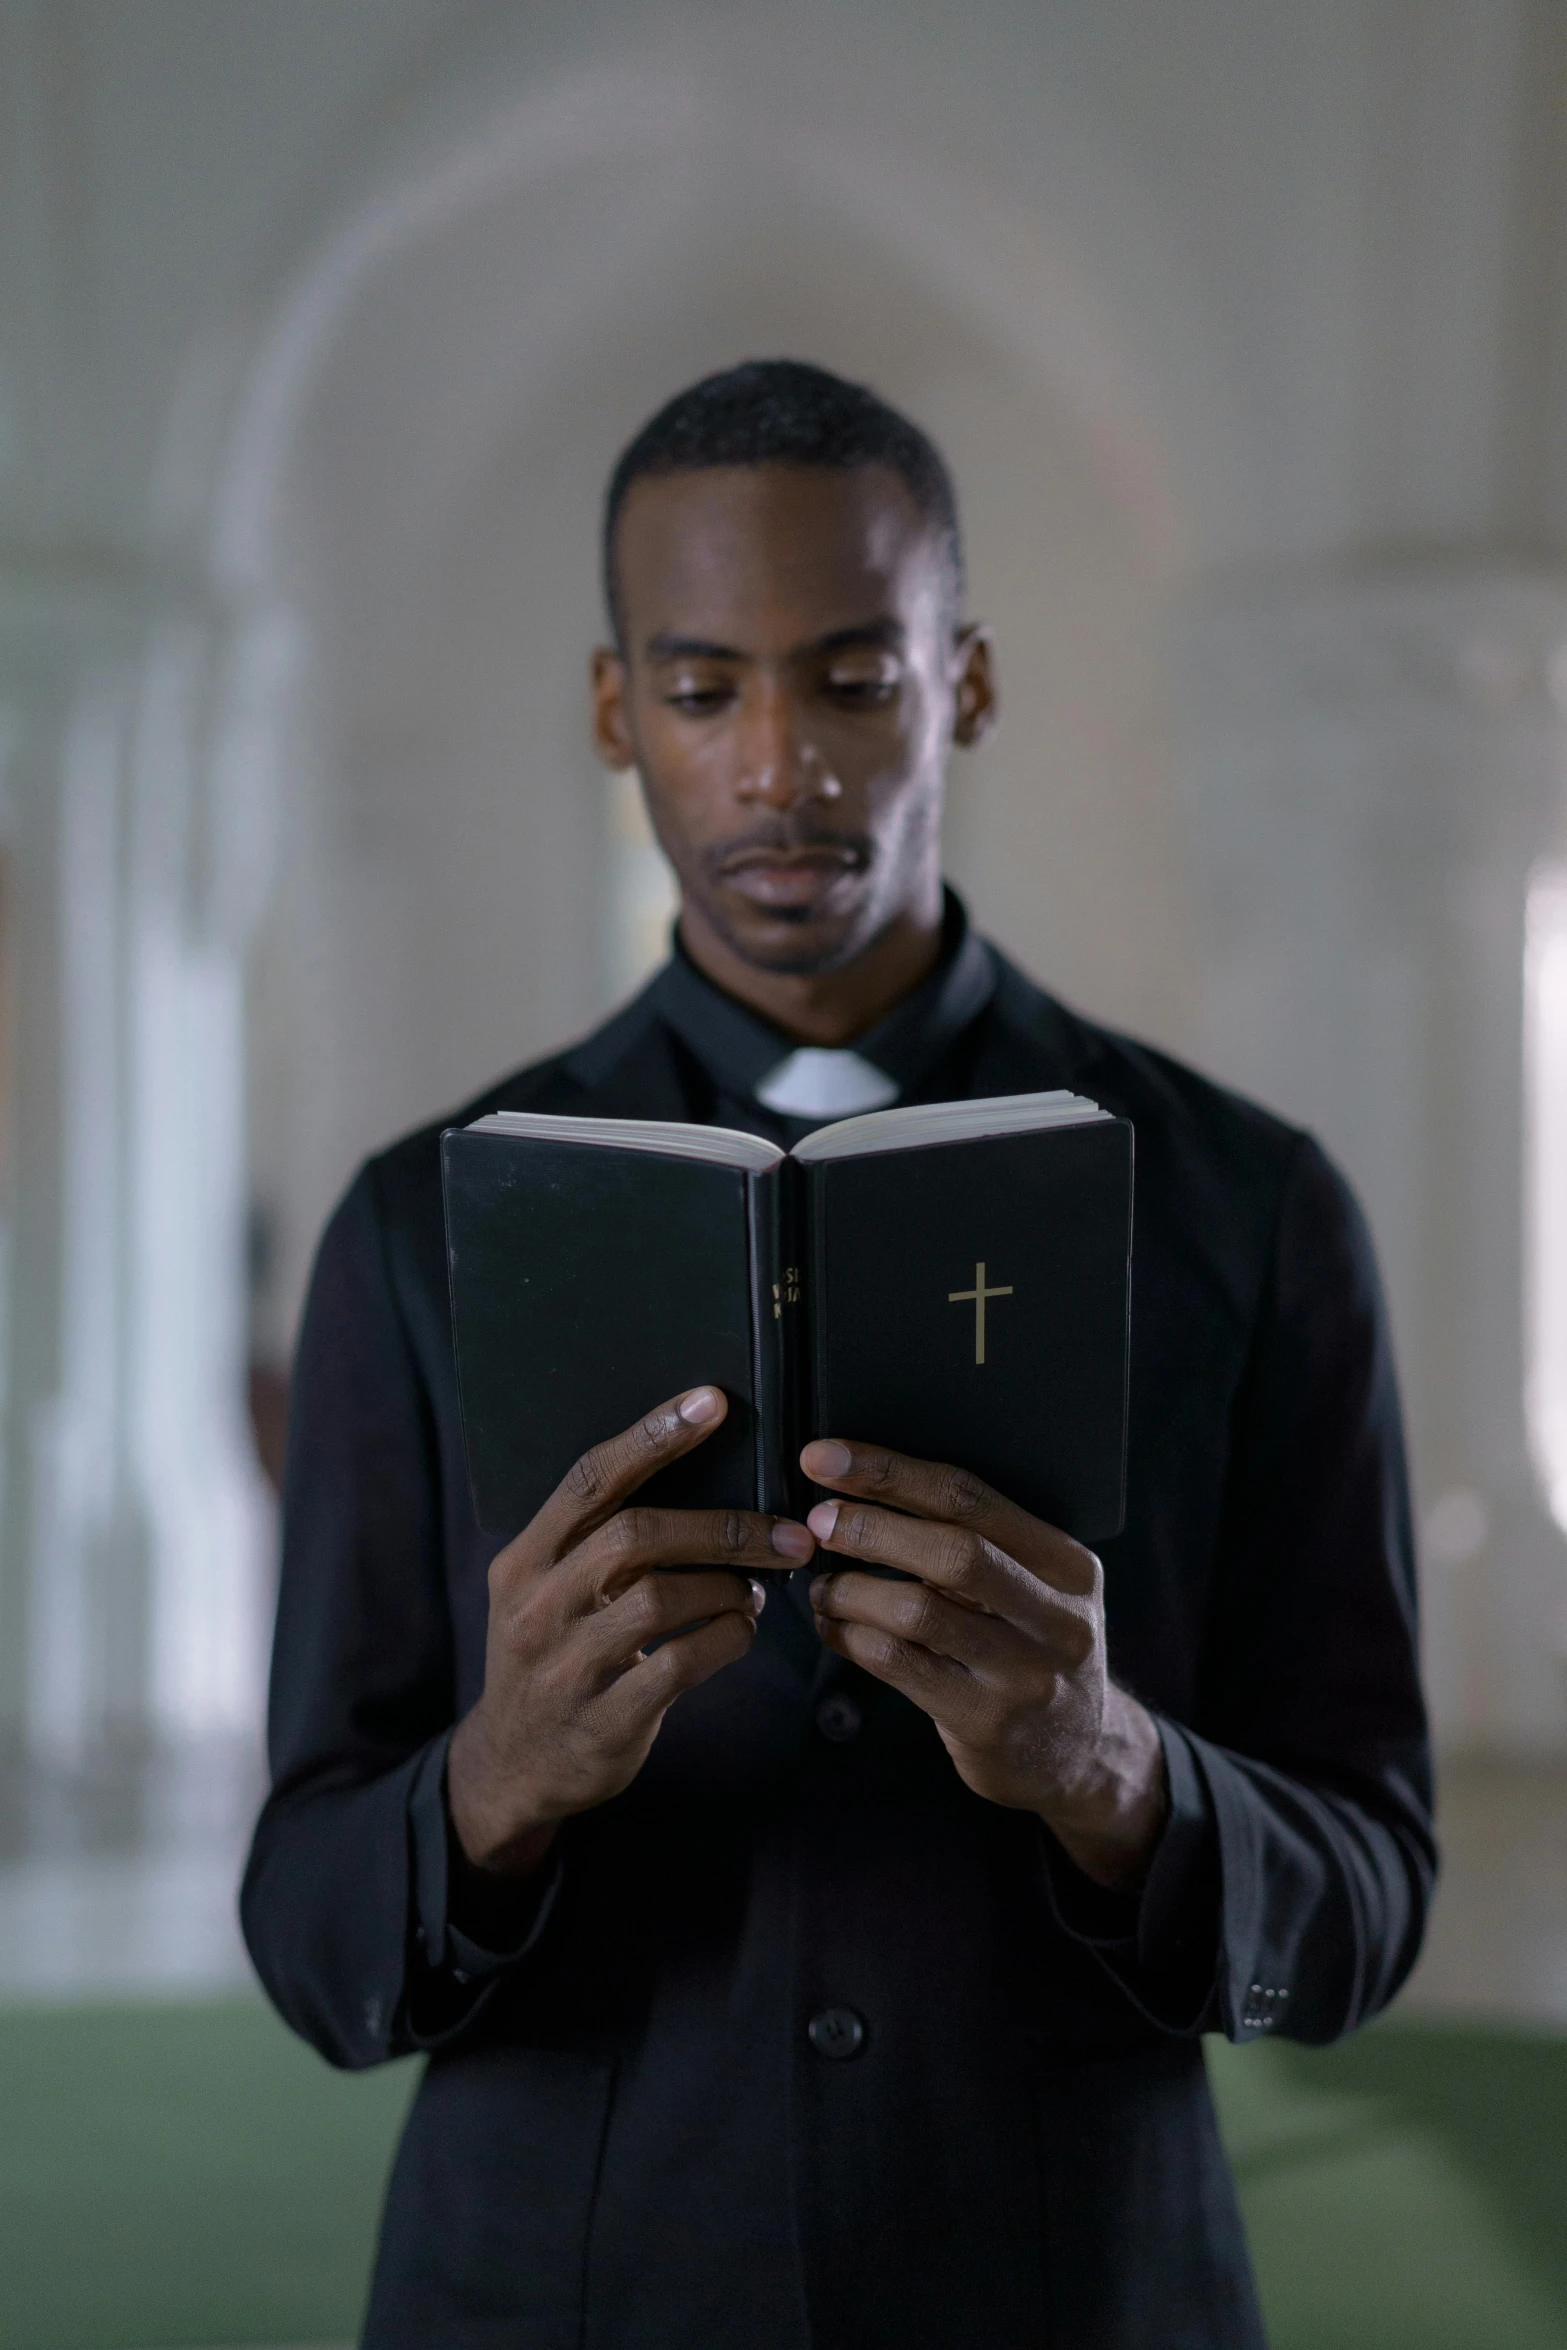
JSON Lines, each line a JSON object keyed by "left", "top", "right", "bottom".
{"left": 706, "top": 894, "right": 874, "bottom": 979}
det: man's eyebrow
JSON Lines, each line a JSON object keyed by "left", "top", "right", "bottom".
{"left": 808, "top": 620, "right": 906, "bottom": 656}
{"left": 643, "top": 619, "right": 907, "bottom": 664}
{"left": 645, "top": 633, "right": 746, "bottom": 662}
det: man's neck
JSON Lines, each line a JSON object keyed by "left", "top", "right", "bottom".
{"left": 676, "top": 897, "right": 946, "bottom": 1047}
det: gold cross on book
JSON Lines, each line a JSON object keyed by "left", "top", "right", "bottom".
{"left": 948, "top": 1261, "right": 1014, "bottom": 1365}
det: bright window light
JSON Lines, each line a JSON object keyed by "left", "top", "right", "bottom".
{"left": 1525, "top": 862, "right": 1567, "bottom": 1534}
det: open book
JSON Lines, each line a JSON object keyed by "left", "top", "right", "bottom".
{"left": 442, "top": 1090, "right": 1133, "bottom": 1544}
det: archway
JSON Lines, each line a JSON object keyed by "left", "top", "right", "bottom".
{"left": 219, "top": 72, "right": 1200, "bottom": 1358}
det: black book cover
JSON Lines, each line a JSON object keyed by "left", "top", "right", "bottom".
{"left": 803, "top": 1121, "right": 1131, "bottom": 1540}
{"left": 443, "top": 1108, "right": 1132, "bottom": 1548}
{"left": 441, "top": 1136, "right": 764, "bottom": 1532}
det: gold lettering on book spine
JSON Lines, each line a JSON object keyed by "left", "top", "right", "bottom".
{"left": 948, "top": 1262, "right": 1013, "bottom": 1364}
{"left": 773, "top": 1267, "right": 801, "bottom": 1321}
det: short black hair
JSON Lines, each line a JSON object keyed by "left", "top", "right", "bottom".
{"left": 602, "top": 358, "right": 964, "bottom": 645}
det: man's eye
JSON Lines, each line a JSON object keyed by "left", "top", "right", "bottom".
{"left": 664, "top": 681, "right": 734, "bottom": 714}
{"left": 825, "top": 671, "right": 898, "bottom": 706}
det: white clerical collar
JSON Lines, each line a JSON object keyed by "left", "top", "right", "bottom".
{"left": 754, "top": 1048, "right": 900, "bottom": 1119}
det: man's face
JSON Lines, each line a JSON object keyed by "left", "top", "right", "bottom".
{"left": 592, "top": 464, "right": 993, "bottom": 976}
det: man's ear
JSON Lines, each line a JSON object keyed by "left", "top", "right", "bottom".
{"left": 591, "top": 645, "right": 636, "bottom": 771}
{"left": 951, "top": 625, "right": 998, "bottom": 750}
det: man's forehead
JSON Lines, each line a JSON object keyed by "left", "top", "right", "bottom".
{"left": 613, "top": 463, "right": 945, "bottom": 641}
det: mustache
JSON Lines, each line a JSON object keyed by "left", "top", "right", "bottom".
{"left": 703, "top": 821, "right": 874, "bottom": 879}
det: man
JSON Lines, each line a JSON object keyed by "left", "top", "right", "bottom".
{"left": 243, "top": 360, "right": 1435, "bottom": 2349}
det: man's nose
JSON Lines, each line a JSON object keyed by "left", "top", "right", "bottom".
{"left": 735, "top": 682, "right": 830, "bottom": 808}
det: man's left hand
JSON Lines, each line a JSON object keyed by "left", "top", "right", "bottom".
{"left": 801, "top": 1438, "right": 1168, "bottom": 1891}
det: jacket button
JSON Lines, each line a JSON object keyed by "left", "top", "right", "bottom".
{"left": 815, "top": 1692, "right": 862, "bottom": 1743}
{"left": 808, "top": 2006, "right": 866, "bottom": 2060}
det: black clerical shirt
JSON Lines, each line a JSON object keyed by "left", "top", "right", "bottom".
{"left": 243, "top": 894, "right": 1435, "bottom": 2350}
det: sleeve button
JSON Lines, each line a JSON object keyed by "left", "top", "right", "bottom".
{"left": 807, "top": 2006, "right": 866, "bottom": 2060}
{"left": 815, "top": 1693, "right": 861, "bottom": 1742}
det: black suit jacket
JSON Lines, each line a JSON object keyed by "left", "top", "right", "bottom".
{"left": 242, "top": 938, "right": 1435, "bottom": 2350}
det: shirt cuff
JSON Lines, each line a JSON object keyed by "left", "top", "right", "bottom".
{"left": 408, "top": 1732, "right": 564, "bottom": 1985}
{"left": 1039, "top": 1717, "right": 1221, "bottom": 2032}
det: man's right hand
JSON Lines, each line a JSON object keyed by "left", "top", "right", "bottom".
{"left": 446, "top": 1385, "right": 814, "bottom": 1884}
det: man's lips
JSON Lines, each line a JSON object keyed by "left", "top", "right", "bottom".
{"left": 718, "top": 847, "right": 862, "bottom": 911}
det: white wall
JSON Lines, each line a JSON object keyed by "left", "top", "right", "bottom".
{"left": 3, "top": 0, "right": 1566, "bottom": 1750}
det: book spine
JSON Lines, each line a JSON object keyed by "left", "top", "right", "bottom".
{"left": 779, "top": 1165, "right": 805, "bottom": 1517}
{"left": 747, "top": 1165, "right": 797, "bottom": 1517}
{"left": 803, "top": 1162, "right": 829, "bottom": 1472}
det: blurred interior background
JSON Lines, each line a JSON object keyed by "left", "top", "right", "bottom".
{"left": 2, "top": 2, "right": 1567, "bottom": 2345}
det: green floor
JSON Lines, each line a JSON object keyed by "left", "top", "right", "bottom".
{"left": 0, "top": 2001, "right": 1563, "bottom": 2350}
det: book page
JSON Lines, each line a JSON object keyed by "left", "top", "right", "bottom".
{"left": 466, "top": 1110, "right": 784, "bottom": 1173}
{"left": 790, "top": 1089, "right": 1108, "bottom": 1163}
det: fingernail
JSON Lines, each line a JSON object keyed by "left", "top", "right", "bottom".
{"left": 770, "top": 1521, "right": 814, "bottom": 1561}
{"left": 809, "top": 1574, "right": 829, "bottom": 1605}
{"left": 749, "top": 1578, "right": 769, "bottom": 1610}
{"left": 807, "top": 1501, "right": 840, "bottom": 1541}
{"left": 679, "top": 1386, "right": 722, "bottom": 1424}
{"left": 802, "top": 1439, "right": 852, "bottom": 1479}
